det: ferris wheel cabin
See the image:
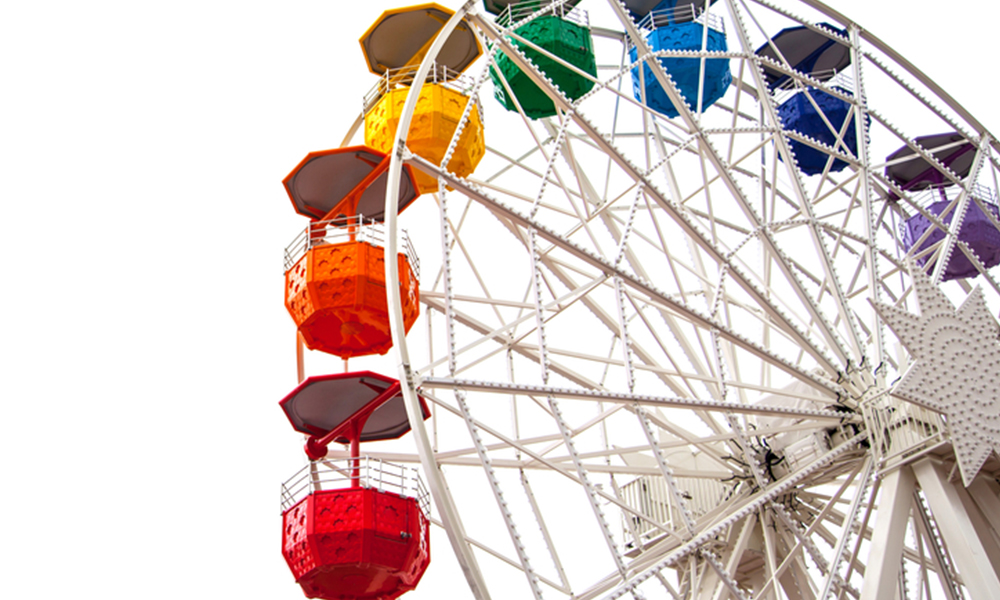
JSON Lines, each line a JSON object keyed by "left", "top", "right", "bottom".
{"left": 776, "top": 85, "right": 862, "bottom": 175}
{"left": 279, "top": 373, "right": 432, "bottom": 600}
{"left": 283, "top": 215, "right": 420, "bottom": 358}
{"left": 487, "top": 0, "right": 597, "bottom": 119}
{"left": 361, "top": 4, "right": 486, "bottom": 194}
{"left": 364, "top": 65, "right": 486, "bottom": 194}
{"left": 281, "top": 148, "right": 421, "bottom": 358}
{"left": 889, "top": 133, "right": 1000, "bottom": 280}
{"left": 627, "top": 0, "right": 731, "bottom": 118}
{"left": 754, "top": 23, "right": 861, "bottom": 176}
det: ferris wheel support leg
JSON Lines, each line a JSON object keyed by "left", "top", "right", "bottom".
{"left": 968, "top": 478, "right": 1000, "bottom": 543}
{"left": 859, "top": 465, "right": 915, "bottom": 600}
{"left": 912, "top": 459, "right": 1000, "bottom": 599}
{"left": 707, "top": 514, "right": 757, "bottom": 600}
{"left": 952, "top": 480, "right": 1000, "bottom": 576}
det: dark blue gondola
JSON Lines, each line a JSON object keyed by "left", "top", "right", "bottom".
{"left": 777, "top": 86, "right": 863, "bottom": 175}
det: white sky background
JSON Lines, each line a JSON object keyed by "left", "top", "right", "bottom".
{"left": 1, "top": 1, "right": 998, "bottom": 598}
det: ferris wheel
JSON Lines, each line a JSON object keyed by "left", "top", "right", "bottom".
{"left": 278, "top": 0, "right": 1000, "bottom": 599}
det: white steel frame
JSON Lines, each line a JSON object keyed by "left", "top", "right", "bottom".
{"left": 304, "top": 0, "right": 1000, "bottom": 598}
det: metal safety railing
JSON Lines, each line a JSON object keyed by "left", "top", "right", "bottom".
{"left": 862, "top": 394, "right": 947, "bottom": 470}
{"left": 362, "top": 63, "right": 484, "bottom": 119}
{"left": 774, "top": 68, "right": 838, "bottom": 91}
{"left": 620, "top": 474, "right": 730, "bottom": 543}
{"left": 773, "top": 69, "right": 853, "bottom": 94}
{"left": 636, "top": 4, "right": 724, "bottom": 35}
{"left": 282, "top": 214, "right": 420, "bottom": 279}
{"left": 905, "top": 182, "right": 998, "bottom": 209}
{"left": 495, "top": 0, "right": 589, "bottom": 29}
{"left": 280, "top": 455, "right": 430, "bottom": 515}
{"left": 771, "top": 73, "right": 855, "bottom": 108}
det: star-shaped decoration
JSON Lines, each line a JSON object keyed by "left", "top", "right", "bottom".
{"left": 874, "top": 264, "right": 1000, "bottom": 486}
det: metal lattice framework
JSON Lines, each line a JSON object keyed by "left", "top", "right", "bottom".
{"left": 318, "top": 0, "right": 1000, "bottom": 598}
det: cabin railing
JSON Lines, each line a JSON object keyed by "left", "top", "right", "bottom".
{"left": 496, "top": 0, "right": 589, "bottom": 30}
{"left": 281, "top": 455, "right": 430, "bottom": 515}
{"left": 362, "top": 63, "right": 484, "bottom": 118}
{"left": 636, "top": 4, "right": 724, "bottom": 35}
{"left": 283, "top": 214, "right": 420, "bottom": 279}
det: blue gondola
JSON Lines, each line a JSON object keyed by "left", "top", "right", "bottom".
{"left": 628, "top": 1, "right": 731, "bottom": 118}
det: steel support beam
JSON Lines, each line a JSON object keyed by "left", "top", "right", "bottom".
{"left": 913, "top": 459, "right": 1000, "bottom": 599}
{"left": 859, "top": 465, "right": 915, "bottom": 600}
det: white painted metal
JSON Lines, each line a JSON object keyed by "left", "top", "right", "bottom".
{"left": 360, "top": 0, "right": 1000, "bottom": 598}
{"left": 913, "top": 460, "right": 1000, "bottom": 600}
{"left": 859, "top": 464, "right": 915, "bottom": 600}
